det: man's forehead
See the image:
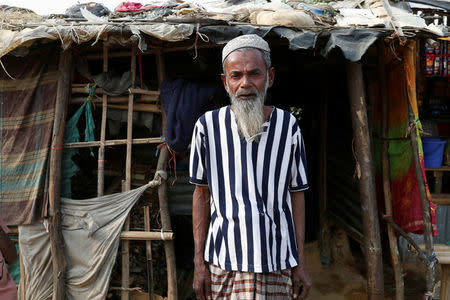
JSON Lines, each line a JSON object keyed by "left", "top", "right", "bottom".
{"left": 224, "top": 50, "right": 266, "bottom": 71}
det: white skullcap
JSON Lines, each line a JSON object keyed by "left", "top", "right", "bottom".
{"left": 222, "top": 34, "right": 270, "bottom": 63}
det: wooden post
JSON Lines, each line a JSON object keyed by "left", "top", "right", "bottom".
{"left": 98, "top": 41, "right": 108, "bottom": 197}
{"left": 122, "top": 44, "right": 136, "bottom": 300}
{"left": 378, "top": 44, "right": 404, "bottom": 300}
{"left": 407, "top": 101, "right": 435, "bottom": 293}
{"left": 318, "top": 90, "right": 332, "bottom": 266}
{"left": 155, "top": 49, "right": 178, "bottom": 300}
{"left": 144, "top": 206, "right": 154, "bottom": 300}
{"left": 49, "top": 49, "right": 73, "bottom": 300}
{"left": 346, "top": 61, "right": 384, "bottom": 300}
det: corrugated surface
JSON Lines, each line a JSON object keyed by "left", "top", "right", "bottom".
{"left": 326, "top": 96, "right": 364, "bottom": 239}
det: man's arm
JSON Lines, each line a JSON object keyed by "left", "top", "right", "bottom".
{"left": 291, "top": 190, "right": 312, "bottom": 299}
{"left": 192, "top": 185, "right": 212, "bottom": 300}
{"left": 0, "top": 226, "right": 17, "bottom": 265}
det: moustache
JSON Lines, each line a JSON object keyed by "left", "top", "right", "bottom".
{"left": 234, "top": 87, "right": 260, "bottom": 99}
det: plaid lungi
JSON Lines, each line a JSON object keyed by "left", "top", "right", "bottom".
{"left": 209, "top": 264, "right": 293, "bottom": 299}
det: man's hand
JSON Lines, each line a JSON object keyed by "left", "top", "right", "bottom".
{"left": 292, "top": 264, "right": 312, "bottom": 299}
{"left": 193, "top": 261, "right": 212, "bottom": 300}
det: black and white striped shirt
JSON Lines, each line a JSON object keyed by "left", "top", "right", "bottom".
{"left": 189, "top": 106, "right": 308, "bottom": 272}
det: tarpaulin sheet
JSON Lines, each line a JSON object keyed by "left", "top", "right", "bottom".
{"left": 199, "top": 25, "right": 319, "bottom": 51}
{"left": 19, "top": 183, "right": 150, "bottom": 300}
{"left": 321, "top": 28, "right": 382, "bottom": 62}
{"left": 0, "top": 44, "right": 59, "bottom": 225}
{"left": 373, "top": 41, "right": 437, "bottom": 235}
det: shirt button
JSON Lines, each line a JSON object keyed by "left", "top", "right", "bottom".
{"left": 260, "top": 212, "right": 265, "bottom": 216}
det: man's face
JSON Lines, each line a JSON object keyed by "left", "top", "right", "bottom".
{"left": 221, "top": 49, "right": 274, "bottom": 100}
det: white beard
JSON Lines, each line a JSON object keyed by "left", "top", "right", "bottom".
{"left": 227, "top": 76, "right": 269, "bottom": 142}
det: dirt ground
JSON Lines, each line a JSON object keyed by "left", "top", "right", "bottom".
{"left": 305, "top": 241, "right": 442, "bottom": 299}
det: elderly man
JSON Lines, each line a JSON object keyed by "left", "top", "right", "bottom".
{"left": 190, "top": 34, "right": 311, "bottom": 300}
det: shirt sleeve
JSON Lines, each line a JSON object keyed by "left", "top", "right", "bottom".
{"left": 189, "top": 119, "right": 208, "bottom": 185}
{"left": 289, "top": 120, "right": 309, "bottom": 192}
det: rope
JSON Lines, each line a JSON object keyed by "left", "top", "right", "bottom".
{"left": 86, "top": 84, "right": 97, "bottom": 110}
{"left": 0, "top": 58, "right": 15, "bottom": 80}
{"left": 192, "top": 23, "right": 209, "bottom": 60}
{"left": 156, "top": 137, "right": 177, "bottom": 185}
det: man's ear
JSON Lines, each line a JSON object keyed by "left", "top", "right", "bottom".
{"left": 268, "top": 67, "right": 275, "bottom": 88}
{"left": 221, "top": 73, "right": 227, "bottom": 90}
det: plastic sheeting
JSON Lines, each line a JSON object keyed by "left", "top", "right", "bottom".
{"left": 19, "top": 183, "right": 150, "bottom": 300}
{"left": 0, "top": 22, "right": 195, "bottom": 58}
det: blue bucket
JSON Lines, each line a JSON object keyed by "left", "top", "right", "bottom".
{"left": 422, "top": 138, "right": 447, "bottom": 168}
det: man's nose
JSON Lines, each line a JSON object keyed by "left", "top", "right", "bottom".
{"left": 240, "top": 74, "right": 251, "bottom": 88}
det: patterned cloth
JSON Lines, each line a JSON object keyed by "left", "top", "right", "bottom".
{"left": 209, "top": 264, "right": 293, "bottom": 299}
{"left": 190, "top": 106, "right": 308, "bottom": 272}
{"left": 0, "top": 45, "right": 59, "bottom": 225}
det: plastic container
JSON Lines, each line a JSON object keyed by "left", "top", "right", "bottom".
{"left": 422, "top": 137, "right": 447, "bottom": 168}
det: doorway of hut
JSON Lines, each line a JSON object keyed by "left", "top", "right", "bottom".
{"left": 165, "top": 42, "right": 370, "bottom": 299}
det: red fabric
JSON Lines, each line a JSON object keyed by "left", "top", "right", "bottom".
{"left": 115, "top": 2, "right": 143, "bottom": 12}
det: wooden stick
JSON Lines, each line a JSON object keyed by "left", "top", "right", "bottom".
{"left": 49, "top": 49, "right": 73, "bottom": 300}
{"left": 19, "top": 241, "right": 26, "bottom": 300}
{"left": 122, "top": 44, "right": 136, "bottom": 300}
{"left": 155, "top": 49, "right": 178, "bottom": 300}
{"left": 71, "top": 87, "right": 159, "bottom": 97}
{"left": 120, "top": 230, "right": 173, "bottom": 241}
{"left": 431, "top": 194, "right": 450, "bottom": 205}
{"left": 107, "top": 103, "right": 162, "bottom": 113}
{"left": 71, "top": 95, "right": 158, "bottom": 103}
{"left": 64, "top": 137, "right": 162, "bottom": 149}
{"left": 98, "top": 41, "right": 108, "bottom": 197}
{"left": 347, "top": 61, "right": 384, "bottom": 300}
{"left": 144, "top": 206, "right": 155, "bottom": 300}
{"left": 318, "top": 88, "right": 331, "bottom": 267}
{"left": 378, "top": 42, "right": 404, "bottom": 300}
{"left": 407, "top": 99, "right": 436, "bottom": 292}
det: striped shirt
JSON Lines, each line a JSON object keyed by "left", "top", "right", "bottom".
{"left": 189, "top": 106, "right": 308, "bottom": 273}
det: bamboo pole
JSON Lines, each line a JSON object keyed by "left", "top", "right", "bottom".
{"left": 144, "top": 206, "right": 155, "bottom": 300}
{"left": 107, "top": 103, "right": 162, "bottom": 113}
{"left": 49, "top": 49, "right": 73, "bottom": 300}
{"left": 71, "top": 95, "right": 158, "bottom": 104}
{"left": 64, "top": 137, "right": 162, "bottom": 149}
{"left": 346, "top": 61, "right": 384, "bottom": 300}
{"left": 378, "top": 43, "right": 404, "bottom": 300}
{"left": 71, "top": 87, "right": 159, "bottom": 97}
{"left": 120, "top": 230, "right": 173, "bottom": 241}
{"left": 122, "top": 44, "right": 136, "bottom": 300}
{"left": 406, "top": 101, "right": 435, "bottom": 293}
{"left": 98, "top": 42, "right": 108, "bottom": 197}
{"left": 155, "top": 49, "right": 178, "bottom": 300}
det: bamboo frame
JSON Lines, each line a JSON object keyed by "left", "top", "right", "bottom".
{"left": 347, "top": 61, "right": 384, "bottom": 300}
{"left": 49, "top": 49, "right": 73, "bottom": 300}
{"left": 122, "top": 44, "right": 137, "bottom": 300}
{"left": 378, "top": 43, "right": 404, "bottom": 300}
{"left": 98, "top": 42, "right": 108, "bottom": 197}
